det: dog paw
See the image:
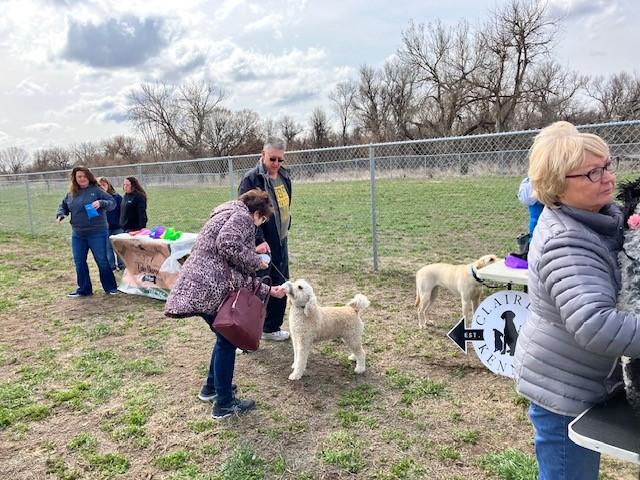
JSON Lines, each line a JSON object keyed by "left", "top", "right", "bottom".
{"left": 290, "top": 363, "right": 295, "bottom": 369}
{"left": 288, "top": 372, "right": 303, "bottom": 381}
{"left": 354, "top": 366, "right": 366, "bottom": 374}
{"left": 348, "top": 354, "right": 356, "bottom": 361}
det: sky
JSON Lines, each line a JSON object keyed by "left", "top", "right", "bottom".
{"left": 0, "top": 0, "right": 638, "bottom": 153}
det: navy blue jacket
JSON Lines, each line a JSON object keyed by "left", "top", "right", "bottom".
{"left": 106, "top": 192, "right": 123, "bottom": 230}
{"left": 56, "top": 186, "right": 115, "bottom": 233}
{"left": 120, "top": 192, "right": 148, "bottom": 231}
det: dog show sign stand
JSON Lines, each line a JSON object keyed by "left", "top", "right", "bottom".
{"left": 447, "top": 290, "right": 529, "bottom": 378}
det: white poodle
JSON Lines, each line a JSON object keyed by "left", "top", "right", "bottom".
{"left": 283, "top": 279, "right": 369, "bottom": 381}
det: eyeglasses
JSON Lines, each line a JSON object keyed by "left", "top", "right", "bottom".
{"left": 269, "top": 157, "right": 284, "bottom": 163}
{"left": 565, "top": 158, "right": 618, "bottom": 183}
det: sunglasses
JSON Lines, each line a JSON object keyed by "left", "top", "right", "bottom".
{"left": 269, "top": 157, "right": 284, "bottom": 163}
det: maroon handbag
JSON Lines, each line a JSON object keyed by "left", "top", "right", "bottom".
{"left": 213, "top": 276, "right": 270, "bottom": 351}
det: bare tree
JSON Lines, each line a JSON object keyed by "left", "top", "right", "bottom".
{"left": 355, "top": 65, "right": 391, "bottom": 142}
{"left": 70, "top": 142, "right": 102, "bottom": 166}
{"left": 32, "top": 147, "right": 72, "bottom": 171}
{"left": 204, "top": 108, "right": 261, "bottom": 156}
{"left": 587, "top": 72, "right": 640, "bottom": 121}
{"left": 518, "top": 61, "right": 587, "bottom": 129}
{"left": 382, "top": 58, "right": 422, "bottom": 139}
{"left": 103, "top": 136, "right": 143, "bottom": 165}
{"left": 129, "top": 81, "right": 225, "bottom": 158}
{"left": 0, "top": 147, "right": 29, "bottom": 174}
{"left": 329, "top": 80, "right": 358, "bottom": 145}
{"left": 400, "top": 19, "right": 480, "bottom": 137}
{"left": 474, "top": 0, "right": 557, "bottom": 131}
{"left": 278, "top": 115, "right": 303, "bottom": 147}
{"left": 308, "top": 107, "right": 331, "bottom": 148}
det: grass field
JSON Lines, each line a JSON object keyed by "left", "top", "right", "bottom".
{"left": 0, "top": 177, "right": 637, "bottom": 479}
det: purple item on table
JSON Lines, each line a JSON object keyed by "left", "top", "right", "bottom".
{"left": 149, "top": 225, "right": 166, "bottom": 239}
{"left": 84, "top": 203, "right": 99, "bottom": 219}
{"left": 505, "top": 254, "right": 528, "bottom": 269}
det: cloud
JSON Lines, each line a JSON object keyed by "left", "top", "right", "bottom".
{"left": 23, "top": 122, "right": 61, "bottom": 133}
{"left": 15, "top": 79, "right": 47, "bottom": 95}
{"left": 547, "top": 0, "right": 620, "bottom": 20}
{"left": 61, "top": 15, "right": 169, "bottom": 68}
{"left": 271, "top": 90, "right": 318, "bottom": 107}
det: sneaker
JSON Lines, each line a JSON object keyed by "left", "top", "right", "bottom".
{"left": 67, "top": 291, "right": 91, "bottom": 298}
{"left": 198, "top": 383, "right": 237, "bottom": 402}
{"left": 107, "top": 290, "right": 118, "bottom": 296}
{"left": 261, "top": 330, "right": 290, "bottom": 341}
{"left": 212, "top": 398, "right": 256, "bottom": 420}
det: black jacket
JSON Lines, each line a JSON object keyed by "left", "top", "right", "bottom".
{"left": 238, "top": 160, "right": 292, "bottom": 283}
{"left": 120, "top": 192, "right": 147, "bottom": 231}
{"left": 238, "top": 160, "right": 292, "bottom": 248}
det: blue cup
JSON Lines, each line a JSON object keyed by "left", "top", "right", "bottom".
{"left": 84, "top": 203, "right": 99, "bottom": 219}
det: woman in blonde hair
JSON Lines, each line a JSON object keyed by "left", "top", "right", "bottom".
{"left": 513, "top": 121, "right": 640, "bottom": 479}
{"left": 98, "top": 177, "right": 124, "bottom": 270}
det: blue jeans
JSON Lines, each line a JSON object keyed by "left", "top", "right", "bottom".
{"left": 205, "top": 332, "right": 236, "bottom": 406}
{"left": 71, "top": 230, "right": 118, "bottom": 295}
{"left": 529, "top": 402, "right": 600, "bottom": 480}
{"left": 106, "top": 228, "right": 124, "bottom": 270}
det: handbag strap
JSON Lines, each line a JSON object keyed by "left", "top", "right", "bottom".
{"left": 215, "top": 242, "right": 270, "bottom": 301}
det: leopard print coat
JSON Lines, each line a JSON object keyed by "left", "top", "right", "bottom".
{"left": 164, "top": 200, "right": 270, "bottom": 318}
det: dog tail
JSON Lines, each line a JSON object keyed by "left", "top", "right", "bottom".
{"left": 348, "top": 294, "right": 370, "bottom": 313}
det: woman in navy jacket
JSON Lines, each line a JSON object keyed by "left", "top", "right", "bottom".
{"left": 56, "top": 167, "right": 118, "bottom": 297}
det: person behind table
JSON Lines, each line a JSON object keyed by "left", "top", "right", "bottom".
{"left": 98, "top": 177, "right": 124, "bottom": 270}
{"left": 56, "top": 166, "right": 119, "bottom": 297}
{"left": 238, "top": 137, "right": 292, "bottom": 342}
{"left": 517, "top": 176, "right": 544, "bottom": 236}
{"left": 513, "top": 121, "right": 640, "bottom": 480}
{"left": 164, "top": 189, "right": 286, "bottom": 420}
{"left": 120, "top": 176, "right": 147, "bottom": 232}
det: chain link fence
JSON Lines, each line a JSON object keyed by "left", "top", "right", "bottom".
{"left": 1, "top": 120, "right": 639, "bottom": 272}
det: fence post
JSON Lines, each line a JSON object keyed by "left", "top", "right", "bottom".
{"left": 228, "top": 157, "right": 235, "bottom": 200}
{"left": 369, "top": 144, "right": 378, "bottom": 272}
{"left": 25, "top": 179, "right": 34, "bottom": 235}
{"left": 137, "top": 164, "right": 143, "bottom": 184}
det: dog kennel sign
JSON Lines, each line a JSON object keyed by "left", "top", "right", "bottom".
{"left": 447, "top": 290, "right": 529, "bottom": 379}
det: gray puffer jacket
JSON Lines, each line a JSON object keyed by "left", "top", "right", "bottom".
{"left": 514, "top": 203, "right": 640, "bottom": 416}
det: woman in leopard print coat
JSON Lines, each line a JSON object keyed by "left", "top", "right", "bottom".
{"left": 165, "top": 189, "right": 285, "bottom": 418}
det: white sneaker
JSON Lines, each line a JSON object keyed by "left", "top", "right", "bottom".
{"left": 236, "top": 348, "right": 246, "bottom": 355}
{"left": 261, "top": 330, "right": 290, "bottom": 341}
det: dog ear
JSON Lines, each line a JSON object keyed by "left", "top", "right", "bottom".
{"left": 303, "top": 293, "right": 317, "bottom": 316}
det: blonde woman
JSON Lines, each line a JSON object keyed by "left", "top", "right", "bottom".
{"left": 514, "top": 121, "right": 640, "bottom": 479}
{"left": 98, "top": 177, "right": 124, "bottom": 270}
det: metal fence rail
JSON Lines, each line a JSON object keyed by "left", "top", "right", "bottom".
{"left": 2, "top": 120, "right": 639, "bottom": 271}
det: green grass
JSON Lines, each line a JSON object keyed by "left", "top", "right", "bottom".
{"left": 479, "top": 448, "right": 538, "bottom": 480}
{"left": 218, "top": 444, "right": 266, "bottom": 480}
{"left": 0, "top": 177, "right": 528, "bottom": 274}
{"left": 318, "top": 431, "right": 367, "bottom": 474}
{"left": 153, "top": 449, "right": 191, "bottom": 471}
{"left": 337, "top": 384, "right": 378, "bottom": 411}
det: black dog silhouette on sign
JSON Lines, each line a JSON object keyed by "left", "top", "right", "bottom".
{"left": 493, "top": 310, "right": 519, "bottom": 356}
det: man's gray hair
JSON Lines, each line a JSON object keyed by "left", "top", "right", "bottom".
{"left": 263, "top": 137, "right": 286, "bottom": 151}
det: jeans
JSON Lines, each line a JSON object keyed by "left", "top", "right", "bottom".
{"left": 71, "top": 230, "right": 118, "bottom": 295}
{"left": 106, "top": 228, "right": 124, "bottom": 270}
{"left": 529, "top": 402, "right": 600, "bottom": 480}
{"left": 205, "top": 332, "right": 236, "bottom": 406}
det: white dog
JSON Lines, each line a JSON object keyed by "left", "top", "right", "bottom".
{"left": 415, "top": 254, "right": 497, "bottom": 327}
{"left": 283, "top": 279, "right": 369, "bottom": 381}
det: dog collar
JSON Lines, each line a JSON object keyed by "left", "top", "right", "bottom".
{"left": 470, "top": 266, "right": 484, "bottom": 284}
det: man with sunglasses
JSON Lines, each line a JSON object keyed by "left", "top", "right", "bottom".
{"left": 239, "top": 138, "right": 292, "bottom": 341}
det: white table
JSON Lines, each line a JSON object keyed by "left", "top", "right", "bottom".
{"left": 568, "top": 391, "right": 640, "bottom": 465}
{"left": 476, "top": 258, "right": 528, "bottom": 288}
{"left": 111, "top": 232, "right": 197, "bottom": 300}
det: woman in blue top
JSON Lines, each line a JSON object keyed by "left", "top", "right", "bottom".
{"left": 56, "top": 166, "right": 118, "bottom": 297}
{"left": 98, "top": 177, "right": 124, "bottom": 270}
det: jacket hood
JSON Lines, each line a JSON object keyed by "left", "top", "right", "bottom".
{"left": 210, "top": 200, "right": 248, "bottom": 218}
